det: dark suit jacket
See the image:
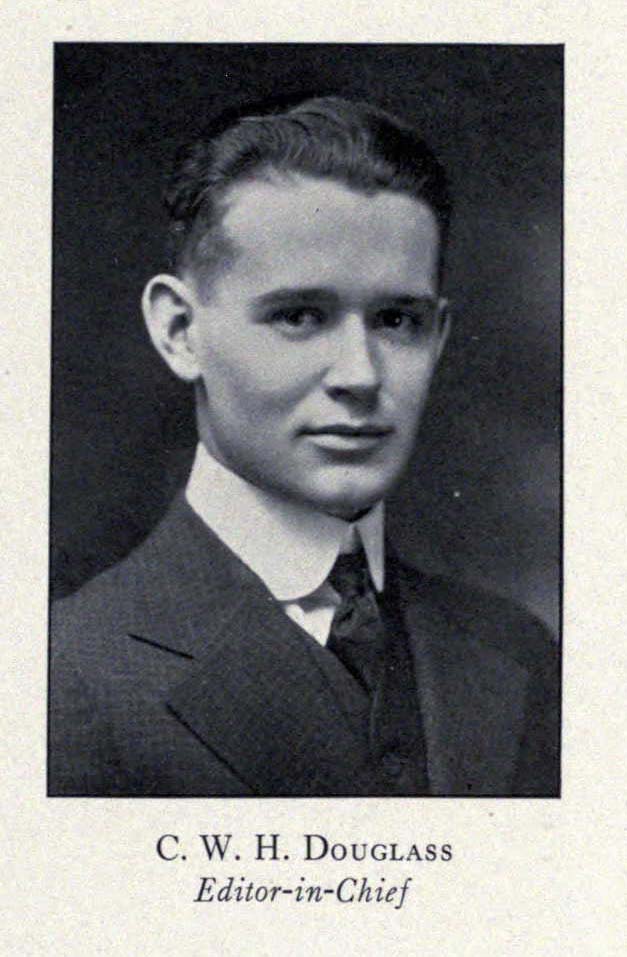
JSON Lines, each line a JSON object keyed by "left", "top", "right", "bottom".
{"left": 49, "top": 496, "right": 559, "bottom": 797}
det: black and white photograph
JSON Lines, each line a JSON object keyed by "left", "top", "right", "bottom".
{"left": 48, "top": 43, "right": 562, "bottom": 798}
{"left": 3, "top": 2, "right": 626, "bottom": 952}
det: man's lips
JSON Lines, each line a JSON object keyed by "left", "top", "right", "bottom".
{"left": 303, "top": 424, "right": 393, "bottom": 437}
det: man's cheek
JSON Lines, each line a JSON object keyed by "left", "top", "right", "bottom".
{"left": 240, "top": 376, "right": 308, "bottom": 411}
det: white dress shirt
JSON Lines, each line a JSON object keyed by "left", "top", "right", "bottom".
{"left": 185, "top": 443, "right": 385, "bottom": 645}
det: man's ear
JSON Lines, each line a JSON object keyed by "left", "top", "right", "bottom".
{"left": 141, "top": 274, "right": 201, "bottom": 382}
{"left": 435, "top": 299, "right": 451, "bottom": 361}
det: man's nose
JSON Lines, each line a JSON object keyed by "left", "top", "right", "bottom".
{"left": 323, "top": 314, "right": 381, "bottom": 399}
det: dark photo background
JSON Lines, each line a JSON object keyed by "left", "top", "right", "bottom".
{"left": 52, "top": 43, "right": 562, "bottom": 632}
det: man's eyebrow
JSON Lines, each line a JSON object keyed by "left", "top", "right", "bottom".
{"left": 250, "top": 287, "right": 339, "bottom": 309}
{"left": 250, "top": 288, "right": 437, "bottom": 309}
{"left": 378, "top": 293, "right": 439, "bottom": 306}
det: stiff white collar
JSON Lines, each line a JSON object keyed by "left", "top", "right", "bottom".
{"left": 185, "top": 443, "right": 385, "bottom": 602}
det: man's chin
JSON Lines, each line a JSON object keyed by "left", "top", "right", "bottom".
{"left": 285, "top": 458, "right": 410, "bottom": 518}
{"left": 321, "top": 502, "right": 379, "bottom": 521}
{"left": 302, "top": 480, "right": 393, "bottom": 521}
{"left": 243, "top": 460, "right": 402, "bottom": 519}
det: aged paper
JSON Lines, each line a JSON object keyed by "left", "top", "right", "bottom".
{"left": 1, "top": 2, "right": 625, "bottom": 954}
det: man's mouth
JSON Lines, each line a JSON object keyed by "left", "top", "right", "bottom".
{"left": 305, "top": 423, "right": 393, "bottom": 437}
{"left": 302, "top": 423, "right": 394, "bottom": 451}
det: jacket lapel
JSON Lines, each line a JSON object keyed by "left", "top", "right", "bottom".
{"left": 397, "top": 565, "right": 529, "bottom": 796}
{"left": 126, "top": 496, "right": 371, "bottom": 796}
{"left": 166, "top": 594, "right": 375, "bottom": 795}
{"left": 125, "top": 498, "right": 529, "bottom": 796}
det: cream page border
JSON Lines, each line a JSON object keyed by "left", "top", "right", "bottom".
{"left": 1, "top": 2, "right": 625, "bottom": 954}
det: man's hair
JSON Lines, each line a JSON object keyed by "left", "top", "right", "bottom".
{"left": 164, "top": 95, "right": 451, "bottom": 290}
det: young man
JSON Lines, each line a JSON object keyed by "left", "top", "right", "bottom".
{"left": 49, "top": 97, "right": 559, "bottom": 797}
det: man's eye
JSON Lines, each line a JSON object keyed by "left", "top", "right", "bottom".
{"left": 375, "top": 308, "right": 425, "bottom": 334}
{"left": 270, "top": 308, "right": 325, "bottom": 331}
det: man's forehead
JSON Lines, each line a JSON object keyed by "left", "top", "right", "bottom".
{"left": 221, "top": 172, "right": 438, "bottom": 239}
{"left": 212, "top": 173, "right": 440, "bottom": 292}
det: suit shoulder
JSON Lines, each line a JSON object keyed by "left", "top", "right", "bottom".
{"left": 52, "top": 552, "right": 139, "bottom": 633}
{"left": 50, "top": 531, "right": 170, "bottom": 685}
{"left": 396, "top": 560, "right": 557, "bottom": 672}
{"left": 51, "top": 498, "right": 189, "bottom": 634}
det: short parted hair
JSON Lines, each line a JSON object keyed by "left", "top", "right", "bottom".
{"left": 164, "top": 95, "right": 452, "bottom": 291}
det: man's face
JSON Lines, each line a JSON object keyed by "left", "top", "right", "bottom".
{"left": 185, "top": 174, "right": 447, "bottom": 519}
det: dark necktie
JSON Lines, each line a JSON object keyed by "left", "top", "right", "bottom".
{"left": 325, "top": 549, "right": 385, "bottom": 694}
